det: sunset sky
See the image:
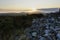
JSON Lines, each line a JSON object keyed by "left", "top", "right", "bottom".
{"left": 0, "top": 0, "right": 60, "bottom": 11}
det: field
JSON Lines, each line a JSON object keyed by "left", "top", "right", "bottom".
{"left": 0, "top": 12, "right": 60, "bottom": 40}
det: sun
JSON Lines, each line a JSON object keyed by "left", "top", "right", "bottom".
{"left": 27, "top": 8, "right": 37, "bottom": 13}
{"left": 32, "top": 8, "right": 36, "bottom": 11}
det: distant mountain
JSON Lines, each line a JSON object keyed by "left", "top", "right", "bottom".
{"left": 37, "top": 8, "right": 60, "bottom": 13}
{"left": 0, "top": 12, "right": 28, "bottom": 16}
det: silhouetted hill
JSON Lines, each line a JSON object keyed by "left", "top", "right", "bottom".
{"left": 37, "top": 8, "right": 60, "bottom": 13}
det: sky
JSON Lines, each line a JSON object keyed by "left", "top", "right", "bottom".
{"left": 0, "top": 0, "right": 60, "bottom": 11}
